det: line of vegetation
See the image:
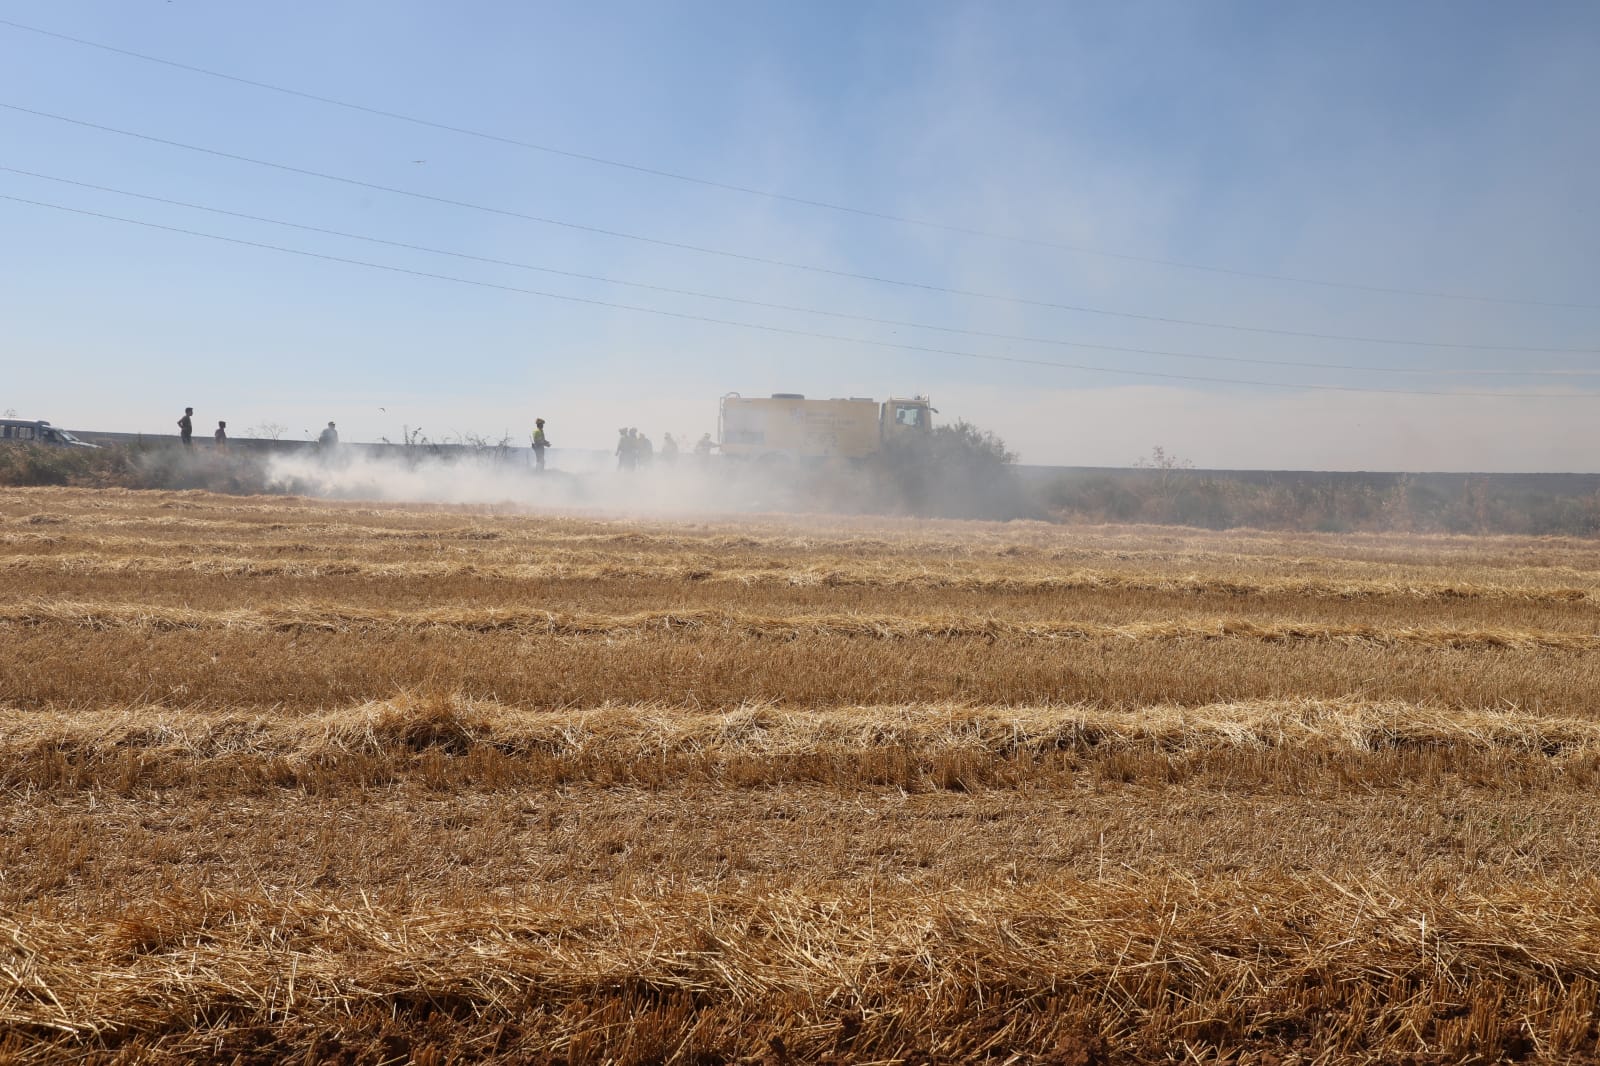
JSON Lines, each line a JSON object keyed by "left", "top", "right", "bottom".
{"left": 8, "top": 437, "right": 1600, "bottom": 533}
{"left": 1040, "top": 446, "right": 1600, "bottom": 535}
{"left": 0, "top": 441, "right": 282, "bottom": 494}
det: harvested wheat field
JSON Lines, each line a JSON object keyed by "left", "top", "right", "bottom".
{"left": 3, "top": 486, "right": 1600, "bottom": 1064}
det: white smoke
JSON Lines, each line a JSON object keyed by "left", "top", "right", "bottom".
{"left": 262, "top": 446, "right": 828, "bottom": 515}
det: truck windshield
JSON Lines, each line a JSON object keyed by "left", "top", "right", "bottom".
{"left": 893, "top": 406, "right": 923, "bottom": 427}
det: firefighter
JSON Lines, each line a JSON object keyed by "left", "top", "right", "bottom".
{"left": 318, "top": 421, "right": 339, "bottom": 448}
{"left": 214, "top": 421, "right": 228, "bottom": 450}
{"left": 661, "top": 432, "right": 678, "bottom": 464}
{"left": 531, "top": 418, "right": 550, "bottom": 471}
{"left": 177, "top": 407, "right": 194, "bottom": 446}
{"left": 616, "top": 427, "right": 634, "bottom": 471}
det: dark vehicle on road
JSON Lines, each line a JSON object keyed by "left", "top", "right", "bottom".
{"left": 0, "top": 419, "right": 100, "bottom": 448}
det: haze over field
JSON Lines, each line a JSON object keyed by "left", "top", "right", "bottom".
{"left": 3, "top": 2, "right": 1598, "bottom": 470}
{"left": 264, "top": 446, "right": 816, "bottom": 513}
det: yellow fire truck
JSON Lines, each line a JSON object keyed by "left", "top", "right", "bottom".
{"left": 718, "top": 393, "right": 934, "bottom": 460}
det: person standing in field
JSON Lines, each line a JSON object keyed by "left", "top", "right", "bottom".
{"left": 214, "top": 421, "right": 228, "bottom": 450}
{"left": 530, "top": 418, "right": 550, "bottom": 471}
{"left": 694, "top": 433, "right": 714, "bottom": 459}
{"left": 616, "top": 427, "right": 634, "bottom": 471}
{"left": 661, "top": 432, "right": 678, "bottom": 464}
{"left": 318, "top": 421, "right": 339, "bottom": 448}
{"left": 635, "top": 429, "right": 653, "bottom": 468}
{"left": 177, "top": 407, "right": 194, "bottom": 446}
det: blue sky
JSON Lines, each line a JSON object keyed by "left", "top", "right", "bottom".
{"left": 3, "top": 1, "right": 1597, "bottom": 469}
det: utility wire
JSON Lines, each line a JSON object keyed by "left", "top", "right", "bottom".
{"left": 2, "top": 15, "right": 1594, "bottom": 313}
{"left": 7, "top": 164, "right": 1597, "bottom": 381}
{"left": 3, "top": 101, "right": 1595, "bottom": 356}
{"left": 2, "top": 190, "right": 1590, "bottom": 400}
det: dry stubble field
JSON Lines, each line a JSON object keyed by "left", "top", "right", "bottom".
{"left": 2, "top": 486, "right": 1599, "bottom": 1064}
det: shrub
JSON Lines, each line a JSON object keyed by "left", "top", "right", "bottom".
{"left": 879, "top": 420, "right": 1036, "bottom": 520}
{"left": 0, "top": 443, "right": 281, "bottom": 494}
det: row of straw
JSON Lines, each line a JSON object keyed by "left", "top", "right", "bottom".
{"left": 7, "top": 695, "right": 1600, "bottom": 763}
{"left": 7, "top": 599, "right": 1600, "bottom": 651}
{"left": 3, "top": 876, "right": 1598, "bottom": 1061}
{"left": 5, "top": 550, "right": 1598, "bottom": 605}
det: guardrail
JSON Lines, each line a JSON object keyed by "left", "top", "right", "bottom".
{"left": 71, "top": 431, "right": 437, "bottom": 458}
{"left": 67, "top": 431, "right": 615, "bottom": 468}
{"left": 57, "top": 433, "right": 1600, "bottom": 493}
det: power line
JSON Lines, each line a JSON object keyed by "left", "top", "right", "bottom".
{"left": 8, "top": 164, "right": 1598, "bottom": 382}
{"left": 4, "top": 103, "right": 1593, "bottom": 357}
{"left": 2, "top": 190, "right": 1590, "bottom": 401}
{"left": 3, "top": 14, "right": 1594, "bottom": 313}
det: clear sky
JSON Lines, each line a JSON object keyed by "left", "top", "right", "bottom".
{"left": 3, "top": 1, "right": 1598, "bottom": 470}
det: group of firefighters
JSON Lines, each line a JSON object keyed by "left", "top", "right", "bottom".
{"left": 610, "top": 427, "right": 714, "bottom": 471}
{"left": 526, "top": 418, "right": 714, "bottom": 473}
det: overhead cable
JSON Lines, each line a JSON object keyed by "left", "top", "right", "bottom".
{"left": 6, "top": 165, "right": 1597, "bottom": 380}
{"left": 2, "top": 102, "right": 1593, "bottom": 356}
{"left": 2, "top": 15, "right": 1593, "bottom": 312}
{"left": 3, "top": 191, "right": 1591, "bottom": 400}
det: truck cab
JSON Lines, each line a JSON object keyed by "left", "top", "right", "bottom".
{"left": 881, "top": 397, "right": 934, "bottom": 442}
